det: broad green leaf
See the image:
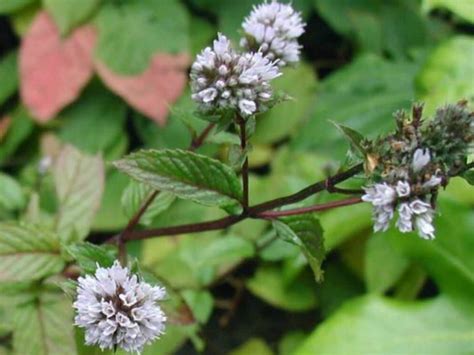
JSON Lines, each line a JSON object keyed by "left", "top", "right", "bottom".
{"left": 0, "top": 173, "right": 25, "bottom": 212}
{"left": 0, "top": 106, "right": 34, "bottom": 164}
{"left": 229, "top": 338, "right": 274, "bottom": 355}
{"left": 0, "top": 51, "right": 18, "bottom": 105}
{"left": 121, "top": 181, "right": 176, "bottom": 226}
{"left": 0, "top": 223, "right": 65, "bottom": 282}
{"left": 365, "top": 235, "right": 409, "bottom": 293}
{"left": 181, "top": 289, "right": 214, "bottom": 324}
{"left": 44, "top": 0, "right": 101, "bottom": 35}
{"left": 113, "top": 149, "right": 243, "bottom": 213}
{"left": 273, "top": 214, "right": 325, "bottom": 281}
{"left": 197, "top": 235, "right": 254, "bottom": 268}
{"left": 387, "top": 199, "right": 474, "bottom": 309}
{"left": 13, "top": 292, "right": 77, "bottom": 355}
{"left": 462, "top": 170, "right": 474, "bottom": 186}
{"left": 314, "top": 0, "right": 434, "bottom": 58}
{"left": 422, "top": 0, "right": 474, "bottom": 23}
{"left": 0, "top": 0, "right": 35, "bottom": 13}
{"left": 54, "top": 145, "right": 105, "bottom": 244}
{"left": 416, "top": 36, "right": 474, "bottom": 114}
{"left": 65, "top": 242, "right": 115, "bottom": 274}
{"left": 92, "top": 170, "right": 129, "bottom": 231}
{"left": 253, "top": 64, "right": 317, "bottom": 144}
{"left": 295, "top": 295, "right": 474, "bottom": 355}
{"left": 246, "top": 265, "right": 318, "bottom": 312}
{"left": 95, "top": 0, "right": 189, "bottom": 74}
{"left": 292, "top": 54, "right": 418, "bottom": 159}
{"left": 59, "top": 81, "right": 127, "bottom": 157}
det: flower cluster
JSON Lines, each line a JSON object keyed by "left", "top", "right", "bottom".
{"left": 74, "top": 261, "right": 166, "bottom": 354}
{"left": 240, "top": 1, "right": 306, "bottom": 66}
{"left": 362, "top": 102, "right": 473, "bottom": 239}
{"left": 190, "top": 34, "right": 280, "bottom": 117}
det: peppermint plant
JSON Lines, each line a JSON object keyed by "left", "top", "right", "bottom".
{"left": 0, "top": 1, "right": 473, "bottom": 354}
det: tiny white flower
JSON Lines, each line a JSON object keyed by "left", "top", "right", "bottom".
{"left": 422, "top": 175, "right": 442, "bottom": 189}
{"left": 415, "top": 211, "right": 435, "bottom": 240}
{"left": 372, "top": 205, "right": 394, "bottom": 232}
{"left": 190, "top": 34, "right": 280, "bottom": 117}
{"left": 241, "top": 1, "right": 306, "bottom": 66}
{"left": 409, "top": 199, "right": 431, "bottom": 215}
{"left": 74, "top": 261, "right": 166, "bottom": 354}
{"left": 412, "top": 148, "right": 431, "bottom": 172}
{"left": 395, "top": 180, "right": 411, "bottom": 197}
{"left": 396, "top": 203, "right": 413, "bottom": 233}
{"left": 362, "top": 183, "right": 396, "bottom": 206}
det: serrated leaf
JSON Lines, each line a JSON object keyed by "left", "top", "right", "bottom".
{"left": 114, "top": 149, "right": 243, "bottom": 213}
{"left": 0, "top": 172, "right": 25, "bottom": 212}
{"left": 54, "top": 145, "right": 105, "bottom": 244}
{"left": 0, "top": 223, "right": 65, "bottom": 282}
{"left": 65, "top": 242, "right": 116, "bottom": 274}
{"left": 13, "top": 292, "right": 77, "bottom": 355}
{"left": 44, "top": 0, "right": 101, "bottom": 35}
{"left": 331, "top": 121, "right": 367, "bottom": 157}
{"left": 121, "top": 181, "right": 176, "bottom": 226}
{"left": 273, "top": 214, "right": 325, "bottom": 282}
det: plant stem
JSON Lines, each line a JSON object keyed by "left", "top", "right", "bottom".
{"left": 256, "top": 196, "right": 362, "bottom": 219}
{"left": 105, "top": 163, "right": 363, "bottom": 243}
{"left": 190, "top": 123, "right": 215, "bottom": 151}
{"left": 237, "top": 115, "right": 249, "bottom": 210}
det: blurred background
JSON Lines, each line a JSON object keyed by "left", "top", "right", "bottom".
{"left": 0, "top": 0, "right": 473, "bottom": 354}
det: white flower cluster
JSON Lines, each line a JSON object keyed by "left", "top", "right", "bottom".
{"left": 362, "top": 146, "right": 444, "bottom": 239}
{"left": 74, "top": 261, "right": 166, "bottom": 354}
{"left": 190, "top": 34, "right": 280, "bottom": 117}
{"left": 241, "top": 1, "right": 305, "bottom": 66}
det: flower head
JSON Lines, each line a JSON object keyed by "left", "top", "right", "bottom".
{"left": 74, "top": 261, "right": 166, "bottom": 354}
{"left": 241, "top": 1, "right": 305, "bottom": 66}
{"left": 190, "top": 34, "right": 280, "bottom": 117}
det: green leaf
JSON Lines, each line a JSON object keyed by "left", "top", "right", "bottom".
{"left": 181, "top": 289, "right": 214, "bottom": 324}
{"left": 0, "top": 51, "right": 18, "bottom": 105}
{"left": 65, "top": 242, "right": 115, "bottom": 274}
{"left": 0, "top": 223, "right": 65, "bottom": 282}
{"left": 229, "top": 338, "right": 274, "bottom": 355}
{"left": 58, "top": 81, "right": 127, "bottom": 157}
{"left": 95, "top": 0, "right": 189, "bottom": 74}
{"left": 0, "top": 173, "right": 25, "bottom": 212}
{"left": 422, "top": 0, "right": 474, "bottom": 23}
{"left": 113, "top": 149, "right": 243, "bottom": 213}
{"left": 121, "top": 181, "right": 176, "bottom": 226}
{"left": 292, "top": 54, "right": 418, "bottom": 159}
{"left": 273, "top": 214, "right": 325, "bottom": 281}
{"left": 53, "top": 145, "right": 105, "bottom": 244}
{"left": 246, "top": 265, "right": 317, "bottom": 312}
{"left": 314, "top": 0, "right": 434, "bottom": 58}
{"left": 0, "top": 106, "right": 34, "bottom": 164}
{"left": 253, "top": 63, "right": 317, "bottom": 144}
{"left": 295, "top": 295, "right": 474, "bottom": 355}
{"left": 462, "top": 170, "right": 474, "bottom": 185}
{"left": 13, "top": 292, "right": 77, "bottom": 355}
{"left": 365, "top": 235, "right": 409, "bottom": 293}
{"left": 387, "top": 198, "right": 474, "bottom": 309}
{"left": 416, "top": 36, "right": 474, "bottom": 114}
{"left": 0, "top": 0, "right": 35, "bottom": 14}
{"left": 44, "top": 0, "right": 101, "bottom": 35}
{"left": 198, "top": 235, "right": 254, "bottom": 268}
{"left": 331, "top": 121, "right": 367, "bottom": 157}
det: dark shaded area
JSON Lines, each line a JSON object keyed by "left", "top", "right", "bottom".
{"left": 0, "top": 16, "right": 18, "bottom": 57}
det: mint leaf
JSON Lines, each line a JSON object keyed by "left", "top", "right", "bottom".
{"left": 65, "top": 242, "right": 116, "bottom": 274}
{"left": 114, "top": 149, "right": 243, "bottom": 214}
{"left": 0, "top": 223, "right": 65, "bottom": 282}
{"left": 273, "top": 214, "right": 325, "bottom": 282}
{"left": 331, "top": 121, "right": 367, "bottom": 157}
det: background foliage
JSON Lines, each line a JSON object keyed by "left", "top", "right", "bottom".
{"left": 0, "top": 0, "right": 473, "bottom": 354}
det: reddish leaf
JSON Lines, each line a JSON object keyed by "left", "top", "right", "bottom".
{"left": 95, "top": 53, "right": 189, "bottom": 125}
{"left": 20, "top": 12, "right": 96, "bottom": 122}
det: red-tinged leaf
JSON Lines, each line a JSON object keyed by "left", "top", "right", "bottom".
{"left": 96, "top": 53, "right": 189, "bottom": 126}
{"left": 20, "top": 12, "right": 96, "bottom": 122}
